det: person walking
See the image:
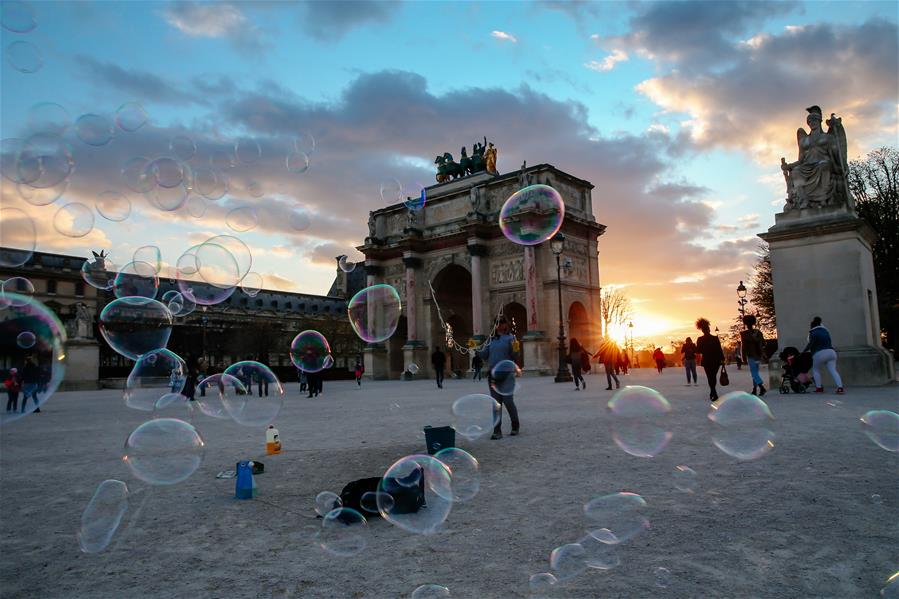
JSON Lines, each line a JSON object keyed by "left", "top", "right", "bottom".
{"left": 478, "top": 317, "right": 520, "bottom": 440}
{"left": 594, "top": 340, "right": 620, "bottom": 390}
{"left": 653, "top": 347, "right": 665, "bottom": 374}
{"left": 471, "top": 353, "right": 483, "bottom": 381}
{"left": 681, "top": 337, "right": 698, "bottom": 386}
{"left": 618, "top": 351, "right": 630, "bottom": 375}
{"left": 5, "top": 368, "right": 20, "bottom": 413}
{"left": 184, "top": 367, "right": 197, "bottom": 401}
{"left": 20, "top": 356, "right": 40, "bottom": 413}
{"left": 298, "top": 369, "right": 307, "bottom": 393}
{"left": 306, "top": 372, "right": 321, "bottom": 398}
{"left": 431, "top": 347, "right": 446, "bottom": 389}
{"left": 740, "top": 315, "right": 767, "bottom": 396}
{"left": 803, "top": 316, "right": 844, "bottom": 394}
{"left": 257, "top": 356, "right": 270, "bottom": 397}
{"left": 354, "top": 360, "right": 364, "bottom": 387}
{"left": 695, "top": 318, "right": 725, "bottom": 401}
{"left": 569, "top": 338, "right": 587, "bottom": 391}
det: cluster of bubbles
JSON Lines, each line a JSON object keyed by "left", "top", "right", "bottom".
{"left": 3, "top": 2, "right": 40, "bottom": 74}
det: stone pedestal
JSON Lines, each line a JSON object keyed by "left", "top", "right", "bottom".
{"left": 760, "top": 207, "right": 895, "bottom": 387}
{"left": 63, "top": 338, "right": 100, "bottom": 391}
{"left": 363, "top": 345, "right": 390, "bottom": 380}
{"left": 521, "top": 331, "right": 552, "bottom": 376}
{"left": 402, "top": 342, "right": 429, "bottom": 380}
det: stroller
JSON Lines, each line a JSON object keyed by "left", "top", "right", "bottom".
{"left": 778, "top": 347, "right": 813, "bottom": 394}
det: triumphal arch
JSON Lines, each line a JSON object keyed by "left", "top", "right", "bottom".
{"left": 356, "top": 151, "right": 606, "bottom": 379}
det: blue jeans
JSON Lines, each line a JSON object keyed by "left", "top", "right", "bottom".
{"left": 748, "top": 358, "right": 763, "bottom": 386}
{"left": 684, "top": 359, "right": 697, "bottom": 383}
{"left": 21, "top": 383, "right": 38, "bottom": 413}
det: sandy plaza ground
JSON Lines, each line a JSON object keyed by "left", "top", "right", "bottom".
{"left": 1, "top": 366, "right": 897, "bottom": 599}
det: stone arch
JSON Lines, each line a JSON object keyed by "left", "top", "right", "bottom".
{"left": 431, "top": 264, "right": 472, "bottom": 374}
{"left": 568, "top": 300, "right": 591, "bottom": 350}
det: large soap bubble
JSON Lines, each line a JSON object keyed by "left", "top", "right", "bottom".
{"left": 499, "top": 184, "right": 565, "bottom": 246}
{"left": 1, "top": 1, "right": 36, "bottom": 33}
{"left": 579, "top": 531, "right": 620, "bottom": 570}
{"left": 175, "top": 243, "right": 239, "bottom": 306}
{"left": 95, "top": 190, "right": 131, "bottom": 222}
{"left": 0, "top": 207, "right": 36, "bottom": 267}
{"left": 451, "top": 394, "right": 500, "bottom": 441}
{"left": 122, "top": 418, "right": 205, "bottom": 485}
{"left": 99, "top": 298, "right": 173, "bottom": 360}
{"left": 489, "top": 359, "right": 520, "bottom": 396}
{"left": 17, "top": 177, "right": 68, "bottom": 206}
{"left": 195, "top": 373, "right": 246, "bottom": 420}
{"left": 347, "top": 284, "right": 402, "bottom": 343}
{"left": 115, "top": 102, "right": 148, "bottom": 132}
{"left": 114, "top": 261, "right": 159, "bottom": 302}
{"left": 708, "top": 391, "right": 775, "bottom": 461}
{"left": 860, "top": 410, "right": 899, "bottom": 452}
{"left": 75, "top": 114, "right": 114, "bottom": 146}
{"left": 77, "top": 480, "right": 129, "bottom": 554}
{"left": 583, "top": 492, "right": 649, "bottom": 543}
{"left": 221, "top": 361, "right": 284, "bottom": 426}
{"left": 319, "top": 508, "right": 367, "bottom": 557}
{"left": 17, "top": 133, "right": 74, "bottom": 188}
{"left": 434, "top": 447, "right": 480, "bottom": 502}
{"left": 54, "top": 202, "right": 94, "bottom": 238}
{"left": 124, "top": 349, "right": 187, "bottom": 412}
{"left": 0, "top": 294, "right": 67, "bottom": 425}
{"left": 378, "top": 455, "right": 453, "bottom": 535}
{"left": 529, "top": 573, "right": 558, "bottom": 598}
{"left": 81, "top": 254, "right": 116, "bottom": 290}
{"left": 315, "top": 491, "right": 342, "bottom": 517}
{"left": 550, "top": 543, "right": 587, "bottom": 582}
{"left": 608, "top": 386, "right": 672, "bottom": 458}
{"left": 226, "top": 206, "right": 257, "bottom": 232}
{"left": 6, "top": 40, "right": 42, "bottom": 74}
{"left": 290, "top": 330, "right": 333, "bottom": 373}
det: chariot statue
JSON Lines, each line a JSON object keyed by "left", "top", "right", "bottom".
{"left": 435, "top": 137, "right": 497, "bottom": 182}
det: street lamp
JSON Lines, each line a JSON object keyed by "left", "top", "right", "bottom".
{"left": 628, "top": 321, "right": 634, "bottom": 366}
{"left": 736, "top": 280, "right": 748, "bottom": 320}
{"left": 201, "top": 306, "right": 209, "bottom": 364}
{"left": 550, "top": 232, "right": 572, "bottom": 383}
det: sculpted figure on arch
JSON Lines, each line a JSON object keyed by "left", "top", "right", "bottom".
{"left": 780, "top": 105, "right": 852, "bottom": 211}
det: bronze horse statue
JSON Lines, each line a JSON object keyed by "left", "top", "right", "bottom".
{"left": 434, "top": 152, "right": 463, "bottom": 183}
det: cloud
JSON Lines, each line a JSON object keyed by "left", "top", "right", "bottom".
{"left": 584, "top": 49, "right": 628, "bottom": 72}
{"left": 76, "top": 56, "right": 204, "bottom": 106}
{"left": 491, "top": 30, "right": 518, "bottom": 43}
{"left": 162, "top": 1, "right": 266, "bottom": 52}
{"left": 537, "top": 0, "right": 601, "bottom": 20}
{"left": 636, "top": 19, "right": 899, "bottom": 162}
{"left": 299, "top": 1, "right": 400, "bottom": 41}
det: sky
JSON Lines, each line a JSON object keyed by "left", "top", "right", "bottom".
{"left": 1, "top": 0, "right": 897, "bottom": 347}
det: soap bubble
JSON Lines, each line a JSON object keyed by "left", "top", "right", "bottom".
{"left": 235, "top": 138, "right": 261, "bottom": 164}
{"left": 113, "top": 261, "right": 159, "bottom": 302}
{"left": 319, "top": 508, "right": 367, "bottom": 557}
{"left": 580, "top": 531, "right": 621, "bottom": 570}
{"left": 451, "top": 394, "right": 500, "bottom": 441}
{"left": 871, "top": 494, "right": 883, "bottom": 505}
{"left": 17, "top": 177, "right": 68, "bottom": 206}
{"left": 529, "top": 573, "right": 558, "bottom": 598}
{"left": 175, "top": 242, "right": 240, "bottom": 306}
{"left": 411, "top": 584, "right": 451, "bottom": 599}
{"left": 404, "top": 182, "right": 427, "bottom": 211}
{"left": 550, "top": 543, "right": 587, "bottom": 582}
{"left": 27, "top": 103, "right": 70, "bottom": 136}
{"left": 132, "top": 245, "right": 162, "bottom": 274}
{"left": 289, "top": 208, "right": 311, "bottom": 231}
{"left": 99, "top": 298, "right": 173, "bottom": 360}
{"left": 95, "top": 190, "right": 131, "bottom": 222}
{"left": 6, "top": 40, "right": 42, "bottom": 73}
{"left": 121, "top": 157, "right": 156, "bottom": 193}
{"left": 654, "top": 566, "right": 673, "bottom": 588}
{"left": 240, "top": 272, "right": 263, "bottom": 297}
{"left": 583, "top": 492, "right": 649, "bottom": 543}
{"left": 115, "top": 102, "right": 148, "bottom": 132}
{"left": 0, "top": 207, "right": 36, "bottom": 267}
{"left": 709, "top": 392, "right": 775, "bottom": 461}
{"left": 16, "top": 331, "right": 36, "bottom": 348}
{"left": 153, "top": 393, "right": 195, "bottom": 420}
{"left": 435, "top": 447, "right": 480, "bottom": 502}
{"left": 221, "top": 361, "right": 284, "bottom": 426}
{"left": 1, "top": 137, "right": 23, "bottom": 183}
{"left": 77, "top": 480, "right": 129, "bottom": 554}
{"left": 1, "top": 277, "right": 35, "bottom": 306}
{"left": 226, "top": 206, "right": 258, "bottom": 232}
{"left": 203, "top": 235, "right": 252, "bottom": 279}
{"left": 673, "top": 465, "right": 698, "bottom": 494}
{"left": 286, "top": 150, "right": 310, "bottom": 174}
{"left": 17, "top": 133, "right": 74, "bottom": 188}
{"left": 360, "top": 491, "right": 394, "bottom": 514}
{"left": 192, "top": 166, "right": 229, "bottom": 200}
{"left": 162, "top": 290, "right": 195, "bottom": 317}
{"left": 407, "top": 363, "right": 420, "bottom": 375}
{"left": 290, "top": 330, "right": 333, "bottom": 373}
{"left": 54, "top": 202, "right": 94, "bottom": 238}
{"left": 81, "top": 254, "right": 116, "bottom": 290}
{"left": 1, "top": 1, "right": 36, "bottom": 33}
{"left": 0, "top": 295, "right": 66, "bottom": 425}
{"left": 347, "top": 284, "right": 402, "bottom": 343}
{"left": 185, "top": 195, "right": 206, "bottom": 218}
{"left": 860, "top": 410, "right": 899, "bottom": 452}
{"left": 75, "top": 114, "right": 114, "bottom": 146}
{"left": 338, "top": 255, "right": 356, "bottom": 273}
{"left": 294, "top": 132, "right": 315, "bottom": 155}
{"left": 122, "top": 418, "right": 204, "bottom": 485}
{"left": 378, "top": 455, "right": 453, "bottom": 535}
{"left": 169, "top": 136, "right": 196, "bottom": 161}
{"left": 148, "top": 157, "right": 185, "bottom": 188}
{"left": 195, "top": 373, "right": 245, "bottom": 420}
{"left": 499, "top": 184, "right": 565, "bottom": 246}
{"left": 145, "top": 181, "right": 189, "bottom": 211}
{"left": 315, "top": 491, "right": 342, "bottom": 517}
{"left": 210, "top": 148, "right": 235, "bottom": 170}
{"left": 490, "top": 359, "right": 520, "bottom": 396}
{"left": 882, "top": 571, "right": 899, "bottom": 598}
{"left": 124, "top": 349, "right": 187, "bottom": 412}
{"left": 380, "top": 178, "right": 403, "bottom": 203}
{"left": 608, "top": 386, "right": 672, "bottom": 458}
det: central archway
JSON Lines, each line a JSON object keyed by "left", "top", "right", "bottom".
{"left": 568, "top": 301, "right": 591, "bottom": 351}
{"left": 431, "top": 264, "right": 472, "bottom": 376}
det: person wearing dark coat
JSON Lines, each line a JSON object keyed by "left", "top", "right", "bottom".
{"left": 695, "top": 318, "right": 725, "bottom": 401}
{"left": 681, "top": 337, "right": 698, "bottom": 385}
{"left": 431, "top": 348, "right": 446, "bottom": 389}
{"left": 20, "top": 356, "right": 41, "bottom": 413}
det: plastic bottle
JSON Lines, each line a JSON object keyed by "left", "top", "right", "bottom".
{"left": 266, "top": 425, "right": 281, "bottom": 455}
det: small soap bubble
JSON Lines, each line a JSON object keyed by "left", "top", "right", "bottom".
{"left": 113, "top": 261, "right": 159, "bottom": 302}
{"left": 192, "top": 166, "right": 228, "bottom": 200}
{"left": 338, "top": 255, "right": 356, "bottom": 273}
{"left": 243, "top": 179, "right": 263, "bottom": 198}
{"left": 860, "top": 410, "right": 899, "bottom": 452}
{"left": 124, "top": 349, "right": 187, "bottom": 412}
{"left": 122, "top": 157, "right": 156, "bottom": 193}
{"left": 289, "top": 208, "right": 311, "bottom": 232}
{"left": 489, "top": 359, "right": 520, "bottom": 396}
{"left": 871, "top": 494, "right": 883, "bottom": 505}
{"left": 407, "top": 363, "right": 420, "bottom": 375}
{"left": 95, "top": 190, "right": 131, "bottom": 222}
{"left": 583, "top": 492, "right": 649, "bottom": 543}
{"left": 54, "top": 202, "right": 95, "bottom": 238}
{"left": 169, "top": 135, "right": 196, "bottom": 161}
{"left": 122, "top": 418, "right": 205, "bottom": 485}
{"left": 77, "top": 480, "right": 129, "bottom": 553}
{"left": 550, "top": 543, "right": 587, "bottom": 582}
{"left": 410, "top": 584, "right": 451, "bottom": 599}
{"left": 1, "top": 277, "right": 35, "bottom": 306}
{"left": 319, "top": 508, "right": 367, "bottom": 557}
{"left": 132, "top": 245, "right": 162, "bottom": 274}
{"left": 673, "top": 465, "right": 698, "bottom": 494}
{"left": 286, "top": 151, "right": 310, "bottom": 174}
{"left": 579, "top": 532, "right": 620, "bottom": 570}
{"left": 434, "top": 447, "right": 480, "bottom": 502}
{"left": 75, "top": 114, "right": 114, "bottom": 146}
{"left": 378, "top": 455, "right": 452, "bottom": 535}
{"left": 185, "top": 195, "right": 206, "bottom": 218}
{"left": 6, "top": 40, "right": 42, "bottom": 74}
{"left": 380, "top": 178, "right": 403, "bottom": 203}
{"left": 2, "top": 1, "right": 37, "bottom": 33}
{"left": 221, "top": 361, "right": 284, "bottom": 426}
{"left": 115, "top": 102, "right": 148, "bottom": 132}
{"left": 882, "top": 571, "right": 899, "bottom": 598}
{"left": 451, "top": 394, "right": 500, "bottom": 441}
{"left": 360, "top": 491, "right": 394, "bottom": 514}
{"left": 195, "top": 373, "right": 244, "bottom": 420}
{"left": 528, "top": 572, "right": 558, "bottom": 598}
{"left": 654, "top": 566, "right": 673, "bottom": 588}
{"left": 18, "top": 133, "right": 74, "bottom": 188}
{"left": 27, "top": 103, "right": 70, "bottom": 136}
{"left": 499, "top": 184, "right": 564, "bottom": 246}
{"left": 315, "top": 491, "right": 341, "bottom": 517}
{"left": 290, "top": 330, "right": 333, "bottom": 373}
{"left": 240, "top": 272, "right": 263, "bottom": 297}
{"left": 608, "top": 386, "right": 672, "bottom": 458}
{"left": 16, "top": 330, "right": 36, "bottom": 348}
{"left": 709, "top": 392, "right": 775, "bottom": 461}
{"left": 294, "top": 132, "right": 315, "bottom": 155}
{"left": 81, "top": 255, "right": 116, "bottom": 290}
{"left": 347, "top": 284, "right": 402, "bottom": 343}
{"left": 226, "top": 206, "right": 258, "bottom": 232}
{"left": 235, "top": 138, "right": 261, "bottom": 164}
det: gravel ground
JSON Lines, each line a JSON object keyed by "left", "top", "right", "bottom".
{"left": 1, "top": 366, "right": 897, "bottom": 599}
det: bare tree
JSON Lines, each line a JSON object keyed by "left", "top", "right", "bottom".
{"left": 600, "top": 288, "right": 633, "bottom": 334}
{"left": 748, "top": 243, "right": 776, "bottom": 336}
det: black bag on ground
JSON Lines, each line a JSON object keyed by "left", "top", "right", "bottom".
{"left": 336, "top": 465, "right": 426, "bottom": 522}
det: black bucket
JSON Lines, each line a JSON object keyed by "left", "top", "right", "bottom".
{"left": 423, "top": 425, "right": 455, "bottom": 455}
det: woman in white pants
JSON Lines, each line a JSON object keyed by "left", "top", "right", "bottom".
{"left": 803, "top": 316, "right": 844, "bottom": 394}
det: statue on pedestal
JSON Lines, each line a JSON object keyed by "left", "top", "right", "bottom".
{"left": 485, "top": 142, "right": 498, "bottom": 175}
{"left": 780, "top": 105, "right": 851, "bottom": 211}
{"left": 367, "top": 212, "right": 377, "bottom": 239}
{"left": 74, "top": 302, "right": 93, "bottom": 339}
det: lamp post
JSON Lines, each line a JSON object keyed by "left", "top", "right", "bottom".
{"left": 201, "top": 306, "right": 209, "bottom": 364}
{"left": 551, "top": 232, "right": 572, "bottom": 383}
{"left": 737, "top": 280, "right": 748, "bottom": 321}
{"left": 628, "top": 321, "right": 634, "bottom": 366}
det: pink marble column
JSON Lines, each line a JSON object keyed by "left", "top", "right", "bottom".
{"left": 524, "top": 246, "right": 539, "bottom": 331}
{"left": 470, "top": 254, "right": 483, "bottom": 336}
{"left": 405, "top": 263, "right": 417, "bottom": 341}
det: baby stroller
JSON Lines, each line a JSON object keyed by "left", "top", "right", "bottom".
{"left": 778, "top": 347, "right": 813, "bottom": 394}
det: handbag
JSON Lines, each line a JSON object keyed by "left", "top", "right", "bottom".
{"left": 719, "top": 365, "right": 730, "bottom": 386}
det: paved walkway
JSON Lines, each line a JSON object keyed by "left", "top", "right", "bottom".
{"left": 1, "top": 367, "right": 897, "bottom": 598}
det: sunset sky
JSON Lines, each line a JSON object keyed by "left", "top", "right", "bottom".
{"left": 1, "top": 0, "right": 897, "bottom": 346}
